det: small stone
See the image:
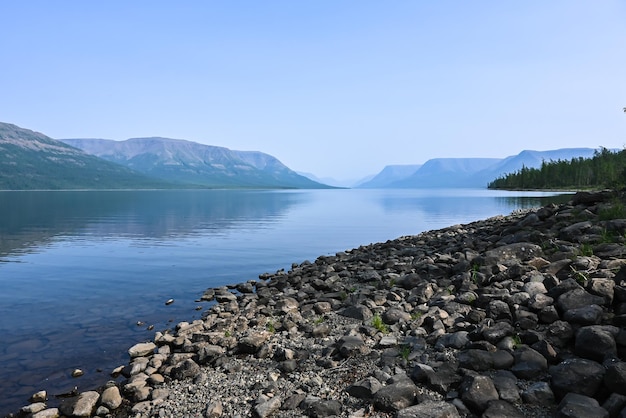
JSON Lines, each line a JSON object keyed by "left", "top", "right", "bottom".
{"left": 205, "top": 401, "right": 223, "bottom": 417}
{"left": 30, "top": 390, "right": 47, "bottom": 402}
{"left": 71, "top": 368, "right": 84, "bottom": 377}
{"left": 165, "top": 298, "right": 174, "bottom": 305}
{"left": 31, "top": 408, "right": 60, "bottom": 418}
{"left": 373, "top": 379, "right": 419, "bottom": 412}
{"left": 347, "top": 376, "right": 382, "bottom": 398}
{"left": 254, "top": 396, "right": 282, "bottom": 418}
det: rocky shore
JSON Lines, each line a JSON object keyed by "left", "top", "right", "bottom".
{"left": 13, "top": 190, "right": 626, "bottom": 418}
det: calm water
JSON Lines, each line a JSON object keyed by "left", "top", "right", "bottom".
{"left": 0, "top": 188, "right": 569, "bottom": 414}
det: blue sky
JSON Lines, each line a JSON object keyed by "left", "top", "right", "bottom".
{"left": 1, "top": 1, "right": 625, "bottom": 180}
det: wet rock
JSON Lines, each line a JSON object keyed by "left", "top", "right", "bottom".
{"left": 59, "top": 391, "right": 100, "bottom": 417}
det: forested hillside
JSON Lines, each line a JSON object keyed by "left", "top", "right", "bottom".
{"left": 488, "top": 147, "right": 626, "bottom": 190}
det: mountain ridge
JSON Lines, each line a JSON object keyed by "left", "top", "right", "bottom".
{"left": 60, "top": 137, "right": 329, "bottom": 189}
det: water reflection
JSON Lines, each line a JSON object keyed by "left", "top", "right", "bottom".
{"left": 0, "top": 190, "right": 306, "bottom": 259}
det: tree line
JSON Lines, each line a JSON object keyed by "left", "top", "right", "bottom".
{"left": 488, "top": 147, "right": 626, "bottom": 190}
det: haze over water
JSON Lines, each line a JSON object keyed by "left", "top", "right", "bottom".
{"left": 0, "top": 188, "right": 569, "bottom": 414}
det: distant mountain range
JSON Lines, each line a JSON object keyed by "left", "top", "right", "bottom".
{"left": 0, "top": 122, "right": 171, "bottom": 190}
{"left": 0, "top": 121, "right": 329, "bottom": 190}
{"left": 60, "top": 137, "right": 327, "bottom": 189}
{"left": 358, "top": 148, "right": 601, "bottom": 188}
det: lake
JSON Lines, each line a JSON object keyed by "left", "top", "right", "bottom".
{"left": 0, "top": 188, "right": 569, "bottom": 414}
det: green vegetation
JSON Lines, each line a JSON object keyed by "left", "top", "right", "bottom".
{"left": 398, "top": 344, "right": 411, "bottom": 360}
{"left": 488, "top": 147, "right": 626, "bottom": 190}
{"left": 371, "top": 313, "right": 389, "bottom": 334}
{"left": 580, "top": 243, "right": 594, "bottom": 257}
{"left": 599, "top": 200, "right": 626, "bottom": 221}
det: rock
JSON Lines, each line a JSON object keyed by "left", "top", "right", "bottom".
{"left": 550, "top": 358, "right": 606, "bottom": 399}
{"left": 459, "top": 375, "right": 499, "bottom": 413}
{"left": 339, "top": 304, "right": 373, "bottom": 321}
{"left": 395, "top": 400, "right": 461, "bottom": 418}
{"left": 373, "top": 379, "right": 419, "bottom": 412}
{"left": 555, "top": 392, "right": 608, "bottom": 418}
{"left": 21, "top": 403, "right": 46, "bottom": 414}
{"left": 602, "top": 393, "right": 626, "bottom": 417}
{"left": 521, "top": 381, "right": 555, "bottom": 406}
{"left": 71, "top": 368, "right": 84, "bottom": 377}
{"left": 59, "top": 391, "right": 100, "bottom": 417}
{"left": 254, "top": 396, "right": 281, "bottom": 418}
{"left": 31, "top": 409, "right": 60, "bottom": 418}
{"left": 482, "top": 400, "right": 524, "bottom": 418}
{"left": 575, "top": 326, "right": 617, "bottom": 362}
{"left": 337, "top": 335, "right": 369, "bottom": 358}
{"left": 237, "top": 332, "right": 269, "bottom": 354}
{"left": 558, "top": 288, "right": 606, "bottom": 312}
{"left": 30, "top": 390, "right": 47, "bottom": 402}
{"left": 484, "top": 243, "right": 544, "bottom": 265}
{"left": 510, "top": 345, "right": 548, "bottom": 379}
{"left": 128, "top": 342, "right": 157, "bottom": 358}
{"left": 492, "top": 370, "right": 520, "bottom": 403}
{"left": 205, "top": 401, "right": 223, "bottom": 417}
{"left": 382, "top": 307, "right": 411, "bottom": 324}
{"left": 605, "top": 361, "right": 626, "bottom": 395}
{"left": 306, "top": 399, "right": 342, "bottom": 417}
{"left": 100, "top": 385, "right": 123, "bottom": 409}
{"left": 347, "top": 376, "right": 382, "bottom": 398}
{"left": 563, "top": 304, "right": 604, "bottom": 325}
{"left": 171, "top": 358, "right": 201, "bottom": 380}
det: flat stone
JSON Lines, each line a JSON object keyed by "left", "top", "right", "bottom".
{"left": 128, "top": 342, "right": 157, "bottom": 358}
{"left": 396, "top": 400, "right": 461, "bottom": 418}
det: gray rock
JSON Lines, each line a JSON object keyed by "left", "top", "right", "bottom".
{"left": 205, "top": 400, "right": 223, "bottom": 417}
{"left": 396, "top": 400, "right": 460, "bottom": 418}
{"left": 100, "top": 386, "right": 123, "bottom": 409}
{"left": 237, "top": 332, "right": 269, "bottom": 354}
{"left": 602, "top": 393, "right": 626, "bottom": 418}
{"left": 59, "top": 391, "right": 100, "bottom": 417}
{"left": 511, "top": 345, "right": 548, "bottom": 379}
{"left": 171, "top": 358, "right": 201, "bottom": 380}
{"left": 484, "top": 243, "right": 544, "bottom": 265}
{"left": 482, "top": 400, "right": 524, "bottom": 418}
{"left": 347, "top": 376, "right": 382, "bottom": 398}
{"left": 555, "top": 392, "right": 608, "bottom": 418}
{"left": 550, "top": 358, "right": 606, "bottom": 399}
{"left": 460, "top": 375, "right": 499, "bottom": 413}
{"left": 373, "top": 380, "right": 419, "bottom": 412}
{"left": 482, "top": 321, "right": 514, "bottom": 344}
{"left": 337, "top": 335, "right": 369, "bottom": 358}
{"left": 605, "top": 361, "right": 626, "bottom": 395}
{"left": 382, "top": 307, "right": 411, "bottom": 324}
{"left": 521, "top": 381, "right": 555, "bottom": 406}
{"left": 492, "top": 370, "right": 520, "bottom": 403}
{"left": 339, "top": 304, "right": 373, "bottom": 321}
{"left": 563, "top": 304, "right": 604, "bottom": 325}
{"left": 254, "top": 396, "right": 281, "bottom": 418}
{"left": 436, "top": 331, "right": 469, "bottom": 349}
{"left": 575, "top": 326, "right": 617, "bottom": 362}
{"left": 306, "top": 399, "right": 342, "bottom": 417}
{"left": 457, "top": 349, "right": 513, "bottom": 371}
{"left": 31, "top": 409, "right": 60, "bottom": 418}
{"left": 128, "top": 342, "right": 157, "bottom": 358}
{"left": 558, "top": 288, "right": 606, "bottom": 312}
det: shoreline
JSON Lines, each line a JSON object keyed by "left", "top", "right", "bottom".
{"left": 11, "top": 189, "right": 626, "bottom": 417}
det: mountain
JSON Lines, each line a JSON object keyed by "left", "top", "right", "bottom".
{"left": 60, "top": 137, "right": 330, "bottom": 189}
{"left": 358, "top": 148, "right": 601, "bottom": 189}
{"left": 0, "top": 123, "right": 171, "bottom": 190}
{"left": 358, "top": 164, "right": 422, "bottom": 188}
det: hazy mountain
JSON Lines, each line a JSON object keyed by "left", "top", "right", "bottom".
{"left": 359, "top": 148, "right": 601, "bottom": 189}
{"left": 297, "top": 171, "right": 364, "bottom": 188}
{"left": 0, "top": 122, "right": 171, "bottom": 190}
{"left": 61, "top": 137, "right": 330, "bottom": 189}
{"left": 358, "top": 164, "right": 422, "bottom": 188}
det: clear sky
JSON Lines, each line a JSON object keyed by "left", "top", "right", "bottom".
{"left": 1, "top": 1, "right": 625, "bottom": 181}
